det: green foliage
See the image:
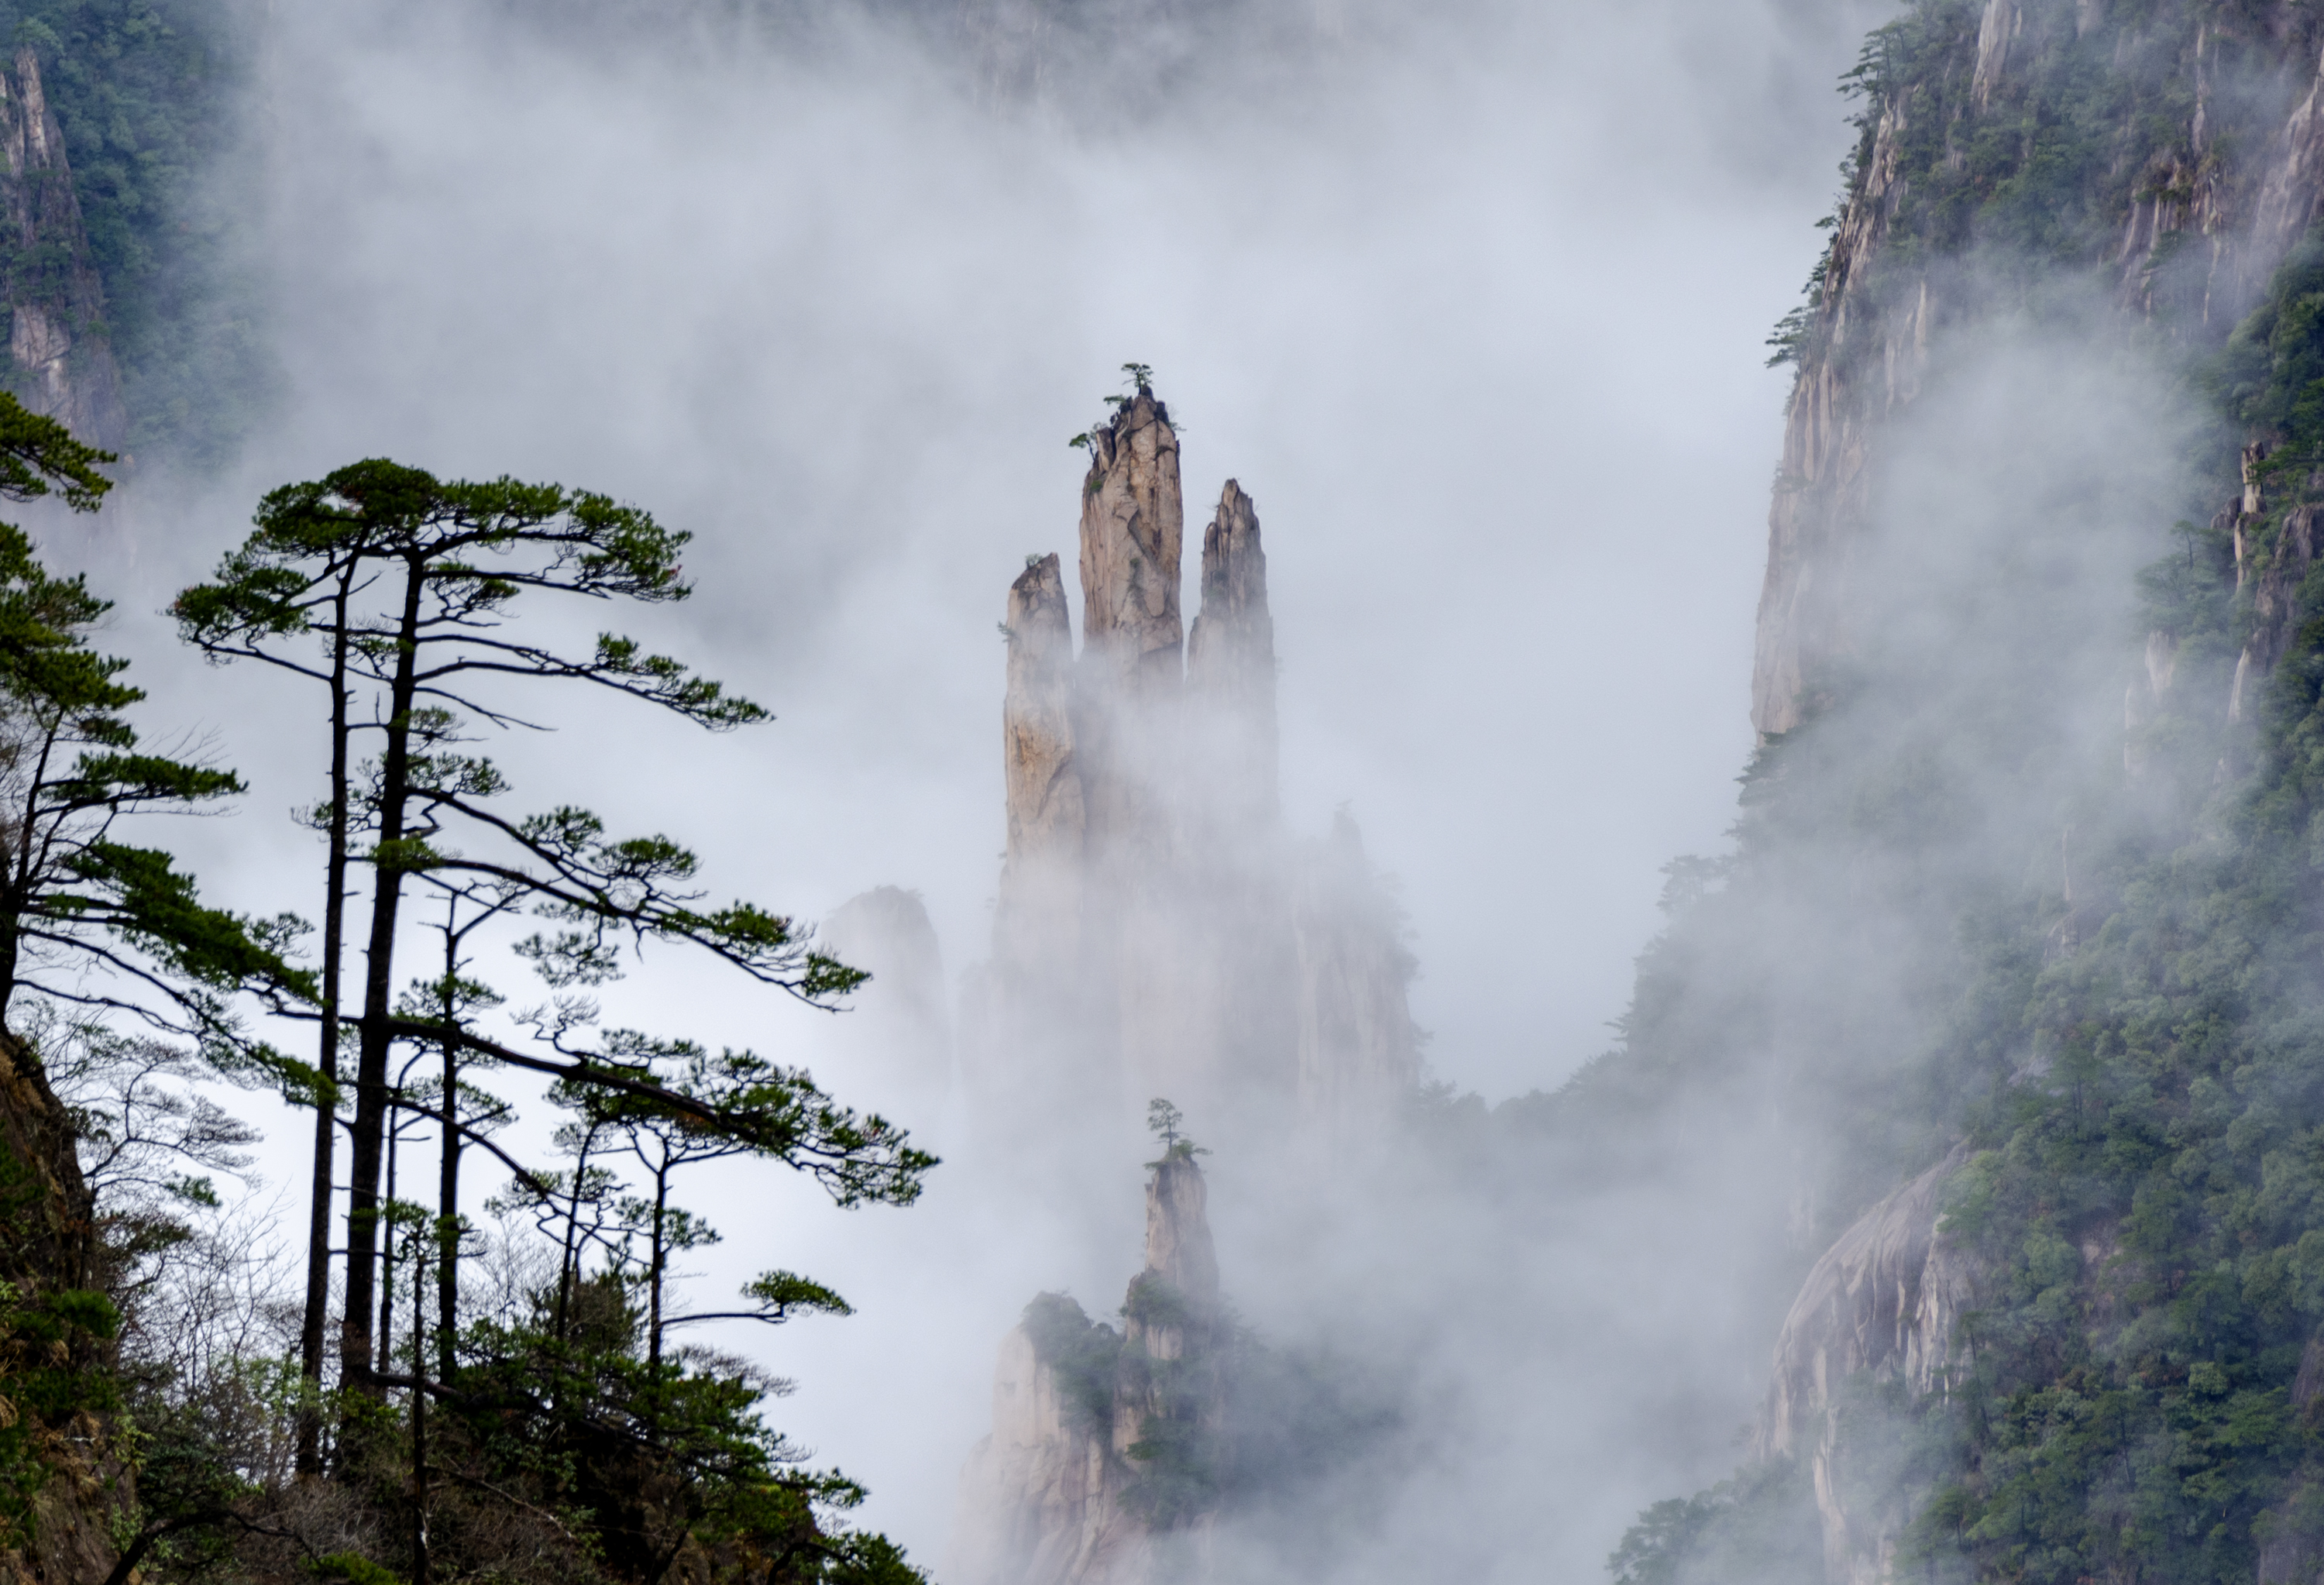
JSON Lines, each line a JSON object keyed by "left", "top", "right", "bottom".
{"left": 1608, "top": 1460, "right": 1821, "bottom": 1585}
{"left": 0, "top": 1273, "right": 124, "bottom": 1543}
{"left": 0, "top": 404, "right": 306, "bottom": 1074}
{"left": 307, "top": 1553, "right": 402, "bottom": 1585}
{"left": 1772, "top": 0, "right": 2307, "bottom": 374}
{"left": 448, "top": 1290, "right": 927, "bottom": 1585}
{"left": 1019, "top": 1293, "right": 1122, "bottom": 1432}
{"left": 0, "top": 0, "right": 264, "bottom": 462}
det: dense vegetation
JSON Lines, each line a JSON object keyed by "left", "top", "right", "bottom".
{"left": 0, "top": 0, "right": 260, "bottom": 463}
{"left": 0, "top": 442, "right": 934, "bottom": 1584}
{"left": 1582, "top": 1, "right": 2324, "bottom": 1580}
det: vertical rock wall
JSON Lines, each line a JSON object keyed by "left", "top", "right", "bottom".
{"left": 1752, "top": 1148, "right": 1975, "bottom": 1585}
{"left": 1184, "top": 480, "right": 1277, "bottom": 834}
{"left": 0, "top": 48, "right": 123, "bottom": 452}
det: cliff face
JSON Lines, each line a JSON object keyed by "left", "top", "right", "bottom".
{"left": 1751, "top": 0, "right": 2324, "bottom": 741}
{"left": 0, "top": 47, "right": 123, "bottom": 452}
{"left": 0, "top": 1033, "right": 127, "bottom": 1585}
{"left": 967, "top": 383, "right": 1415, "bottom": 1147}
{"left": 1693, "top": 4, "right": 2324, "bottom": 1580}
{"left": 949, "top": 1154, "right": 1225, "bottom": 1585}
{"left": 1754, "top": 1148, "right": 1975, "bottom": 1585}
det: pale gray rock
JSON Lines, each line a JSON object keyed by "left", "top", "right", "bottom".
{"left": 950, "top": 1154, "right": 1225, "bottom": 1585}
{"left": 1755, "top": 1145, "right": 1975, "bottom": 1585}
{"left": 1078, "top": 387, "right": 1184, "bottom": 699}
{"left": 0, "top": 47, "right": 122, "bottom": 451}
{"left": 963, "top": 384, "right": 1417, "bottom": 1156}
{"left": 1184, "top": 478, "right": 1278, "bottom": 832}
{"left": 1000, "top": 552, "right": 1086, "bottom": 958}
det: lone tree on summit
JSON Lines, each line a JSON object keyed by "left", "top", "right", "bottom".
{"left": 174, "top": 460, "right": 923, "bottom": 1466}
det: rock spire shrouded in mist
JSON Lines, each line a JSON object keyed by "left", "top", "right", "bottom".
{"left": 1078, "top": 387, "right": 1185, "bottom": 696}
{"left": 948, "top": 1149, "right": 1227, "bottom": 1585}
{"left": 0, "top": 46, "right": 123, "bottom": 452}
{"left": 1000, "top": 552, "right": 1085, "bottom": 947}
{"left": 1185, "top": 479, "right": 1278, "bottom": 831}
{"left": 967, "top": 377, "right": 1419, "bottom": 1150}
{"left": 819, "top": 885, "right": 953, "bottom": 1116}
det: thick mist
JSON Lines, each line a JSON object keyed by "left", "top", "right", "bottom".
{"left": 22, "top": 0, "right": 1993, "bottom": 1575}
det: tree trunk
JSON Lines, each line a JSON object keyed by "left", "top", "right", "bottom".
{"left": 436, "top": 925, "right": 459, "bottom": 1382}
{"left": 340, "top": 557, "right": 427, "bottom": 1394}
{"left": 299, "top": 572, "right": 355, "bottom": 1472}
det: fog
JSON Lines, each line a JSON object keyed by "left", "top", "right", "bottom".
{"left": 37, "top": 0, "right": 1954, "bottom": 1574}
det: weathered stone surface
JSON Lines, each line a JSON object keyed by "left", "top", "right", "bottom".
{"left": 1000, "top": 552, "right": 1086, "bottom": 953}
{"left": 950, "top": 1321, "right": 1130, "bottom": 1585}
{"left": 1752, "top": 14, "right": 2324, "bottom": 742}
{"left": 1755, "top": 1145, "right": 1974, "bottom": 1585}
{"left": 965, "top": 384, "right": 1417, "bottom": 1155}
{"left": 950, "top": 1155, "right": 1224, "bottom": 1585}
{"left": 0, "top": 48, "right": 122, "bottom": 451}
{"left": 1184, "top": 478, "right": 1277, "bottom": 831}
{"left": 1971, "top": 0, "right": 2020, "bottom": 109}
{"left": 0, "top": 1031, "right": 127, "bottom": 1585}
{"left": 1078, "top": 389, "right": 1184, "bottom": 699}
{"left": 1139, "top": 1153, "right": 1217, "bottom": 1310}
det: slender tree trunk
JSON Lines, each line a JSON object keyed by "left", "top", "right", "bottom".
{"left": 411, "top": 1234, "right": 430, "bottom": 1585}
{"left": 0, "top": 711, "right": 57, "bottom": 1014}
{"left": 648, "top": 1162, "right": 668, "bottom": 1374}
{"left": 377, "top": 1114, "right": 398, "bottom": 1377}
{"left": 437, "top": 908, "right": 460, "bottom": 1382}
{"left": 554, "top": 1125, "right": 596, "bottom": 1346}
{"left": 298, "top": 571, "right": 355, "bottom": 1473}
{"left": 342, "top": 557, "right": 426, "bottom": 1393}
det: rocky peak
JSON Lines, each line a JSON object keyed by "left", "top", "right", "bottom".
{"left": 965, "top": 380, "right": 1419, "bottom": 1153}
{"left": 951, "top": 1150, "right": 1227, "bottom": 1585}
{"left": 820, "top": 886, "right": 953, "bottom": 1113}
{"left": 1140, "top": 1152, "right": 1219, "bottom": 1311}
{"left": 1293, "top": 812, "right": 1421, "bottom": 1133}
{"left": 1186, "top": 479, "right": 1270, "bottom": 695}
{"left": 1184, "top": 479, "right": 1278, "bottom": 831}
{"left": 1077, "top": 389, "right": 1184, "bottom": 696}
{"left": 1002, "top": 552, "right": 1085, "bottom": 876}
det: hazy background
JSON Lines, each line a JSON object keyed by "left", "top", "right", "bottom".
{"left": 47, "top": 0, "right": 1904, "bottom": 1572}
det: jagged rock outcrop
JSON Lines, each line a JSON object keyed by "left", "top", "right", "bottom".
{"left": 968, "top": 383, "right": 1415, "bottom": 1144}
{"left": 1078, "top": 391, "right": 1184, "bottom": 699}
{"left": 1755, "top": 1146, "right": 1975, "bottom": 1585}
{"left": 0, "top": 47, "right": 122, "bottom": 452}
{"left": 950, "top": 1153, "right": 1225, "bottom": 1585}
{"left": 0, "top": 1033, "right": 127, "bottom": 1585}
{"left": 1752, "top": 2, "right": 2324, "bottom": 743}
{"left": 1002, "top": 552, "right": 1086, "bottom": 904}
{"left": 1184, "top": 480, "right": 1277, "bottom": 834}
